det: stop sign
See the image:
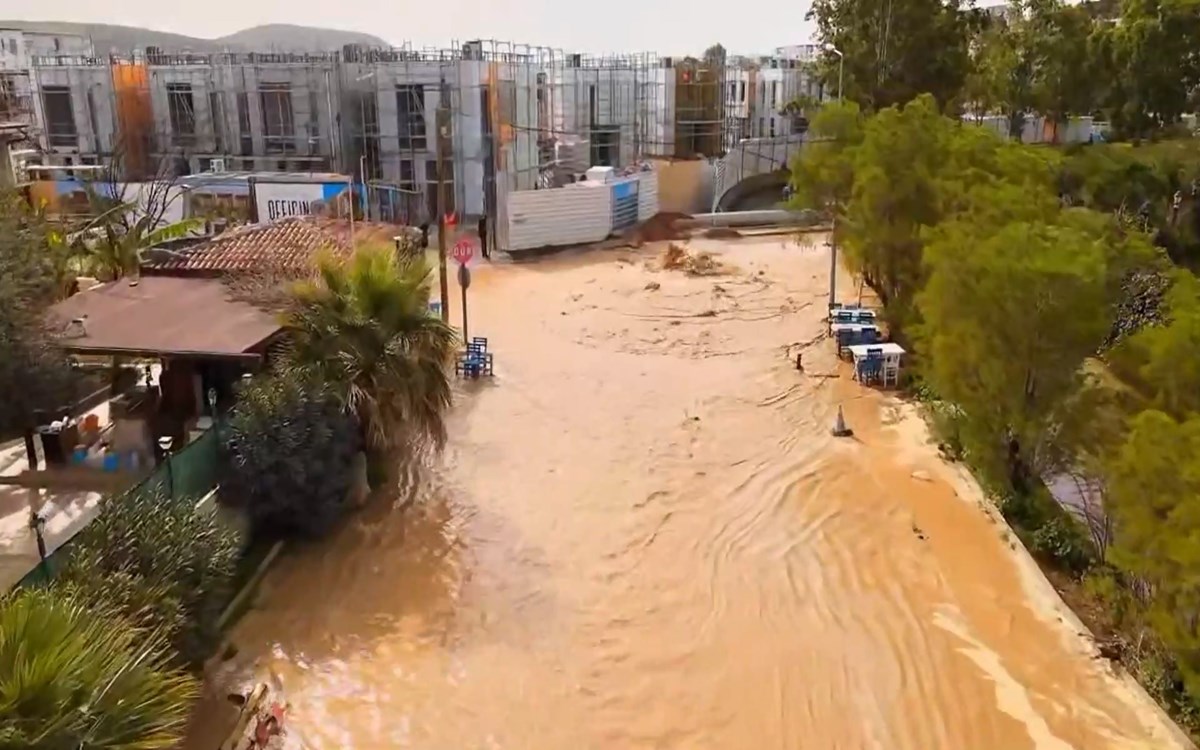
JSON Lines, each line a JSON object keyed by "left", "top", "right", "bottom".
{"left": 452, "top": 237, "right": 476, "bottom": 265}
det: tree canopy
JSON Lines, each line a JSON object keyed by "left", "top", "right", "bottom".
{"left": 806, "top": 0, "right": 1200, "bottom": 136}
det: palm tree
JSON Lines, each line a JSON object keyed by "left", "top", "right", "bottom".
{"left": 283, "top": 243, "right": 458, "bottom": 454}
{"left": 0, "top": 588, "right": 197, "bottom": 749}
{"left": 73, "top": 203, "right": 202, "bottom": 281}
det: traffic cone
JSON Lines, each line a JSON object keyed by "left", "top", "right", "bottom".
{"left": 831, "top": 405, "right": 853, "bottom": 437}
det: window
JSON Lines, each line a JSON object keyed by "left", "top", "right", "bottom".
{"left": 210, "top": 92, "right": 224, "bottom": 152}
{"left": 236, "top": 92, "right": 252, "bottom": 156}
{"left": 41, "top": 85, "right": 76, "bottom": 147}
{"left": 591, "top": 128, "right": 619, "bottom": 166}
{"left": 308, "top": 89, "right": 321, "bottom": 146}
{"left": 480, "top": 89, "right": 492, "bottom": 137}
{"left": 758, "top": 117, "right": 765, "bottom": 136}
{"left": 396, "top": 85, "right": 426, "bottom": 151}
{"left": 167, "top": 83, "right": 196, "bottom": 144}
{"left": 53, "top": 37, "right": 60, "bottom": 52}
{"left": 6, "top": 39, "right": 15, "bottom": 55}
{"left": 738, "top": 80, "right": 745, "bottom": 102}
{"left": 770, "top": 81, "right": 778, "bottom": 108}
{"left": 356, "top": 92, "right": 381, "bottom": 181}
{"left": 425, "top": 160, "right": 454, "bottom": 218}
{"left": 85, "top": 89, "right": 99, "bottom": 143}
{"left": 393, "top": 159, "right": 420, "bottom": 223}
{"left": 588, "top": 84, "right": 598, "bottom": 127}
{"left": 536, "top": 72, "right": 548, "bottom": 134}
{"left": 769, "top": 117, "right": 776, "bottom": 137}
{"left": 260, "top": 82, "right": 295, "bottom": 153}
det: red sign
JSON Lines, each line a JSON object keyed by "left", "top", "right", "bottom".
{"left": 452, "top": 237, "right": 476, "bottom": 265}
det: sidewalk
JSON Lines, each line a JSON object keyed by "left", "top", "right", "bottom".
{"left": 0, "top": 399, "right": 113, "bottom": 590}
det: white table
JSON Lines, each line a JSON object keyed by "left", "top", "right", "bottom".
{"left": 830, "top": 322, "right": 879, "bottom": 333}
{"left": 847, "top": 342, "right": 905, "bottom": 386}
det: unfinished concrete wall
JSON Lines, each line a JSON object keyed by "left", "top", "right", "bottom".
{"left": 650, "top": 157, "right": 714, "bottom": 214}
{"left": 29, "top": 62, "right": 116, "bottom": 156}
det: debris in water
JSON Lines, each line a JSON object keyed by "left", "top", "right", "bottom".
{"left": 660, "top": 243, "right": 728, "bottom": 276}
{"left": 645, "top": 281, "right": 661, "bottom": 291}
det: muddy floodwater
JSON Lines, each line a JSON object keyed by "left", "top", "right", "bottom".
{"left": 211, "top": 236, "right": 1187, "bottom": 749}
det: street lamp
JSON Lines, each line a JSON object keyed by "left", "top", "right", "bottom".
{"left": 823, "top": 43, "right": 844, "bottom": 102}
{"left": 28, "top": 510, "right": 48, "bottom": 576}
{"left": 822, "top": 42, "right": 845, "bottom": 307}
{"left": 157, "top": 435, "right": 175, "bottom": 499}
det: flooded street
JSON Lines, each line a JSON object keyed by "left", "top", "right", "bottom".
{"left": 217, "top": 236, "right": 1184, "bottom": 749}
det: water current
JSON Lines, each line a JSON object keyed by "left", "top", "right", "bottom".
{"left": 203, "top": 236, "right": 1186, "bottom": 750}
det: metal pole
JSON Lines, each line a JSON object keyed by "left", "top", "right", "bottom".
{"left": 347, "top": 176, "right": 355, "bottom": 247}
{"left": 828, "top": 213, "right": 837, "bottom": 307}
{"left": 436, "top": 92, "right": 451, "bottom": 324}
{"left": 460, "top": 276, "right": 469, "bottom": 342}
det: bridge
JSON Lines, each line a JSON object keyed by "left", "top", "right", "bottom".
{"left": 713, "top": 134, "right": 805, "bottom": 212}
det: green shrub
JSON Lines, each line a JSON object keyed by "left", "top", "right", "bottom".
{"left": 0, "top": 587, "right": 196, "bottom": 748}
{"left": 1030, "top": 514, "right": 1094, "bottom": 575}
{"left": 220, "top": 371, "right": 361, "bottom": 540}
{"left": 57, "top": 484, "right": 242, "bottom": 666}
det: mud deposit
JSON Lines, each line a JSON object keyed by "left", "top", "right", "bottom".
{"left": 204, "top": 236, "right": 1186, "bottom": 750}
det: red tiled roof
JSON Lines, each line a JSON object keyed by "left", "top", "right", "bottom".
{"left": 143, "top": 217, "right": 406, "bottom": 276}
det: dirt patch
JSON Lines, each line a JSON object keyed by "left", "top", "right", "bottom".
{"left": 626, "top": 212, "right": 692, "bottom": 246}
{"left": 701, "top": 227, "right": 743, "bottom": 240}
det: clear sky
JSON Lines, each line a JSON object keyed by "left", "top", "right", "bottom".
{"left": 5, "top": 1, "right": 818, "bottom": 56}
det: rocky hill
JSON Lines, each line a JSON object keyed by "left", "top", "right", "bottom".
{"left": 0, "top": 20, "right": 389, "bottom": 54}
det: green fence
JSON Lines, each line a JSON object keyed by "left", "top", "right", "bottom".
{"left": 140, "top": 428, "right": 221, "bottom": 501}
{"left": 13, "top": 426, "right": 224, "bottom": 590}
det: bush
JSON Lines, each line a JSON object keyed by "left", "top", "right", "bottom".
{"left": 57, "top": 484, "right": 242, "bottom": 666}
{"left": 220, "top": 371, "right": 361, "bottom": 540}
{"left": 1031, "top": 514, "right": 1094, "bottom": 575}
{"left": 0, "top": 587, "right": 197, "bottom": 748}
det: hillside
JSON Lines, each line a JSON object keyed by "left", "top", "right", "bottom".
{"left": 0, "top": 20, "right": 389, "bottom": 54}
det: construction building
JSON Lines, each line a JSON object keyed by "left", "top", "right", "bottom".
{"left": 11, "top": 38, "right": 818, "bottom": 223}
{"left": 724, "top": 45, "right": 824, "bottom": 148}
{"left": 0, "top": 27, "right": 94, "bottom": 183}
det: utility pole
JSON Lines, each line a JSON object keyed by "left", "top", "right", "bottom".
{"left": 435, "top": 76, "right": 451, "bottom": 324}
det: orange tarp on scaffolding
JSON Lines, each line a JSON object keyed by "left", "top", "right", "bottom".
{"left": 111, "top": 62, "right": 153, "bottom": 176}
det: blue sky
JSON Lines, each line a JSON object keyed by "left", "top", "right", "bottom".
{"left": 9, "top": 0, "right": 819, "bottom": 56}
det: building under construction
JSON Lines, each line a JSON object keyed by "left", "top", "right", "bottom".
{"left": 15, "top": 39, "right": 823, "bottom": 223}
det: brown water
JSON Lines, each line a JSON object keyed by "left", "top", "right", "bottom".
{"left": 212, "top": 236, "right": 1185, "bottom": 750}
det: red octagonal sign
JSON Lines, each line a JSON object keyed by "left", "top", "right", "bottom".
{"left": 452, "top": 237, "right": 476, "bottom": 265}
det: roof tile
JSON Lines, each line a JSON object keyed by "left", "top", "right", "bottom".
{"left": 144, "top": 217, "right": 405, "bottom": 275}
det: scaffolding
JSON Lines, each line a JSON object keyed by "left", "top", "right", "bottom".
{"left": 23, "top": 39, "right": 763, "bottom": 223}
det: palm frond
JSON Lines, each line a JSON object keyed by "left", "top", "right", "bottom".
{"left": 0, "top": 588, "right": 196, "bottom": 749}
{"left": 283, "top": 242, "right": 457, "bottom": 454}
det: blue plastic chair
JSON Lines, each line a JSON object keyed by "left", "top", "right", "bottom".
{"left": 457, "top": 341, "right": 494, "bottom": 377}
{"left": 856, "top": 310, "right": 876, "bottom": 324}
{"left": 859, "top": 327, "right": 879, "bottom": 345}
{"left": 836, "top": 329, "right": 854, "bottom": 357}
{"left": 859, "top": 354, "right": 884, "bottom": 384}
{"left": 835, "top": 310, "right": 854, "bottom": 324}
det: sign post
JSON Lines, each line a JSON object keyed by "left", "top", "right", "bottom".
{"left": 452, "top": 237, "right": 476, "bottom": 342}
